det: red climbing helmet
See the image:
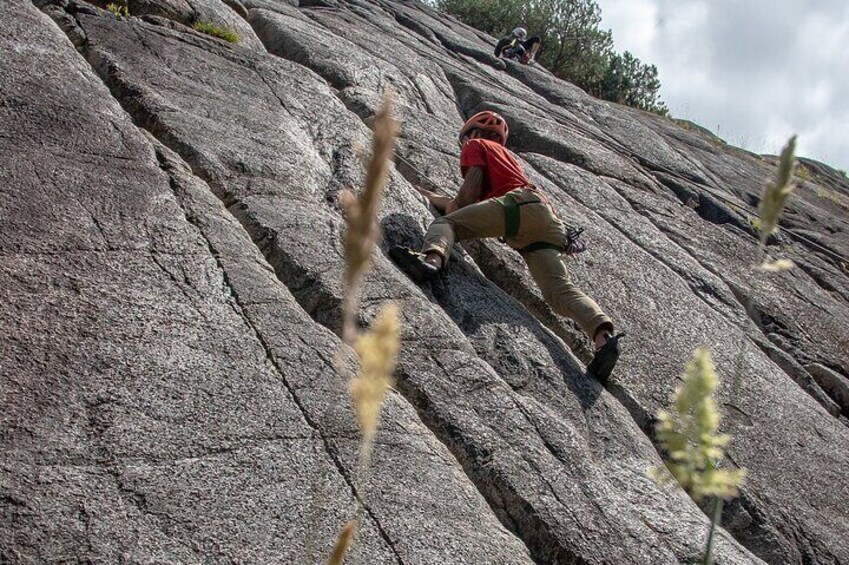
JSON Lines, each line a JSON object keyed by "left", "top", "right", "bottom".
{"left": 458, "top": 111, "right": 509, "bottom": 145}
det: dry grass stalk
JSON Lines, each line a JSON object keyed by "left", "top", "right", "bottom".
{"left": 757, "top": 259, "right": 794, "bottom": 272}
{"left": 327, "top": 521, "right": 357, "bottom": 565}
{"left": 328, "top": 92, "right": 400, "bottom": 565}
{"left": 341, "top": 92, "right": 399, "bottom": 345}
{"left": 758, "top": 136, "right": 797, "bottom": 243}
{"left": 350, "top": 303, "right": 400, "bottom": 444}
{"left": 350, "top": 303, "right": 400, "bottom": 513}
{"left": 327, "top": 303, "right": 399, "bottom": 565}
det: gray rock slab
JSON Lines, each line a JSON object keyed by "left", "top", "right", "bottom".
{"left": 1, "top": 3, "right": 399, "bottom": 563}
{"left": 248, "top": 1, "right": 466, "bottom": 146}
{"left": 152, "top": 136, "right": 535, "bottom": 563}
{"left": 806, "top": 363, "right": 849, "bottom": 417}
{"left": 5, "top": 0, "right": 848, "bottom": 563}
{"left": 637, "top": 113, "right": 849, "bottom": 271}
{"left": 523, "top": 153, "right": 849, "bottom": 564}
{"left": 84, "top": 0, "right": 266, "bottom": 51}
{"left": 237, "top": 2, "right": 849, "bottom": 562}
{"left": 602, "top": 174, "right": 849, "bottom": 399}
{"left": 62, "top": 6, "right": 764, "bottom": 563}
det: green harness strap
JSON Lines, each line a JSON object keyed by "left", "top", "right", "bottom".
{"left": 519, "top": 241, "right": 562, "bottom": 254}
{"left": 501, "top": 194, "right": 521, "bottom": 239}
{"left": 501, "top": 194, "right": 564, "bottom": 254}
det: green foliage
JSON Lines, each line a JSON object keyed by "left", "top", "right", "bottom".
{"left": 435, "top": 0, "right": 667, "bottom": 114}
{"left": 650, "top": 348, "right": 745, "bottom": 502}
{"left": 600, "top": 51, "right": 667, "bottom": 115}
{"left": 192, "top": 21, "right": 240, "bottom": 44}
{"left": 106, "top": 2, "right": 129, "bottom": 17}
{"left": 794, "top": 163, "right": 810, "bottom": 182}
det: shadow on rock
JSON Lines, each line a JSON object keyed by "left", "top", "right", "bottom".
{"left": 382, "top": 212, "right": 603, "bottom": 412}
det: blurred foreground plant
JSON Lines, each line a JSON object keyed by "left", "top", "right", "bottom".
{"left": 729, "top": 136, "right": 800, "bottom": 401}
{"left": 756, "top": 136, "right": 797, "bottom": 271}
{"left": 650, "top": 348, "right": 745, "bottom": 499}
{"left": 328, "top": 92, "right": 399, "bottom": 565}
{"left": 651, "top": 138, "right": 799, "bottom": 564}
{"left": 650, "top": 348, "right": 745, "bottom": 565}
{"left": 340, "top": 92, "right": 398, "bottom": 345}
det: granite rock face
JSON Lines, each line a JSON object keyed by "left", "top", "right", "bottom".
{"left": 2, "top": 0, "right": 848, "bottom": 563}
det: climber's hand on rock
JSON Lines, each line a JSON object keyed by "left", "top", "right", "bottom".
{"left": 415, "top": 185, "right": 452, "bottom": 214}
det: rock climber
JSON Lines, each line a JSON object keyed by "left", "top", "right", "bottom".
{"left": 390, "top": 111, "right": 623, "bottom": 382}
{"left": 494, "top": 26, "right": 541, "bottom": 65}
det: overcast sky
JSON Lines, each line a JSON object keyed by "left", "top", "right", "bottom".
{"left": 595, "top": 0, "right": 848, "bottom": 172}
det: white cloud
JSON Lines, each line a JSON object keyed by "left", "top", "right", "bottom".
{"left": 596, "top": 0, "right": 658, "bottom": 55}
{"left": 596, "top": 0, "right": 849, "bottom": 171}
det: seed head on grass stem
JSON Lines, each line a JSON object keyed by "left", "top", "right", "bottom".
{"left": 328, "top": 92, "right": 399, "bottom": 565}
{"left": 340, "top": 92, "right": 398, "bottom": 345}
{"left": 350, "top": 303, "right": 400, "bottom": 444}
{"left": 650, "top": 347, "right": 745, "bottom": 502}
{"left": 350, "top": 302, "right": 399, "bottom": 512}
{"left": 757, "top": 136, "right": 797, "bottom": 270}
{"left": 327, "top": 303, "right": 399, "bottom": 565}
{"left": 649, "top": 349, "right": 745, "bottom": 563}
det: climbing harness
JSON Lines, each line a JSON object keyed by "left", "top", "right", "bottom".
{"left": 501, "top": 191, "right": 588, "bottom": 255}
{"left": 501, "top": 192, "right": 522, "bottom": 238}
{"left": 394, "top": 151, "right": 587, "bottom": 256}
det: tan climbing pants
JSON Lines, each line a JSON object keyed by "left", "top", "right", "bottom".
{"left": 422, "top": 187, "right": 613, "bottom": 338}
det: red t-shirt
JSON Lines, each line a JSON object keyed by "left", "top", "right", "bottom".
{"left": 460, "top": 138, "right": 531, "bottom": 200}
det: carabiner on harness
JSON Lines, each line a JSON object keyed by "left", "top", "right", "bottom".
{"left": 564, "top": 227, "right": 586, "bottom": 255}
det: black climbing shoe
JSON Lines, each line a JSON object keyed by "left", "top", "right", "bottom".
{"left": 389, "top": 246, "right": 440, "bottom": 283}
{"left": 587, "top": 332, "right": 626, "bottom": 384}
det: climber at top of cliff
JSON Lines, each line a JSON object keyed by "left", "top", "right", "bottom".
{"left": 389, "top": 110, "right": 623, "bottom": 383}
{"left": 494, "top": 26, "right": 541, "bottom": 65}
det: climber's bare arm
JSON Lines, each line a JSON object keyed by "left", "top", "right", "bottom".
{"left": 415, "top": 167, "right": 483, "bottom": 214}
{"left": 445, "top": 167, "right": 484, "bottom": 214}
{"left": 415, "top": 186, "right": 454, "bottom": 214}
